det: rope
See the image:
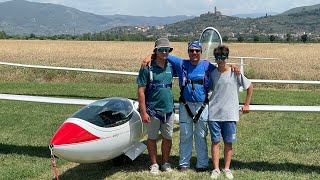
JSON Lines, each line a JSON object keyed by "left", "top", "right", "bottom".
{"left": 49, "top": 145, "right": 59, "bottom": 180}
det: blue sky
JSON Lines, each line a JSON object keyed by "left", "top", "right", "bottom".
{"left": 1, "top": 0, "right": 320, "bottom": 16}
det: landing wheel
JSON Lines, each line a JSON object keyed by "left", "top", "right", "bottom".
{"left": 112, "top": 154, "right": 132, "bottom": 166}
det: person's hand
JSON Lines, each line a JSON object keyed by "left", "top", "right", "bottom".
{"left": 141, "top": 54, "right": 153, "bottom": 69}
{"left": 141, "top": 113, "right": 151, "bottom": 123}
{"left": 230, "top": 65, "right": 241, "bottom": 75}
{"left": 241, "top": 105, "right": 250, "bottom": 113}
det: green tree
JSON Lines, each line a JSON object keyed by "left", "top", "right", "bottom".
{"left": 81, "top": 33, "right": 92, "bottom": 40}
{"left": 269, "top": 35, "right": 276, "bottom": 42}
{"left": 253, "top": 35, "right": 260, "bottom": 42}
{"left": 237, "top": 36, "right": 244, "bottom": 42}
{"left": 286, "top": 34, "right": 291, "bottom": 42}
{"left": 301, "top": 34, "right": 308, "bottom": 43}
{"left": 29, "top": 33, "right": 36, "bottom": 39}
{"left": 222, "top": 36, "right": 229, "bottom": 42}
{"left": 0, "top": 31, "right": 7, "bottom": 39}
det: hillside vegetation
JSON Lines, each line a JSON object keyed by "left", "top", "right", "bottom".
{"left": 106, "top": 9, "right": 320, "bottom": 40}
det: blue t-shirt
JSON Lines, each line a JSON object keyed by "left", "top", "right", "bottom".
{"left": 167, "top": 55, "right": 216, "bottom": 102}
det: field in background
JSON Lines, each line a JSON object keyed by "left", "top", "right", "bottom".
{"left": 0, "top": 40, "right": 319, "bottom": 82}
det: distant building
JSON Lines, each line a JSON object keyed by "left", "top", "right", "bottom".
{"left": 214, "top": 6, "right": 221, "bottom": 16}
{"left": 207, "top": 6, "right": 221, "bottom": 16}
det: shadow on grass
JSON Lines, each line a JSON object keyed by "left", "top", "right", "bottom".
{"left": 57, "top": 125, "right": 182, "bottom": 180}
{"left": 56, "top": 154, "right": 183, "bottom": 180}
{"left": 0, "top": 143, "right": 49, "bottom": 158}
{"left": 56, "top": 154, "right": 320, "bottom": 180}
{"left": 232, "top": 159, "right": 320, "bottom": 173}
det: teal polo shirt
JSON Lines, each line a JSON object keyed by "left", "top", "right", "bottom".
{"left": 136, "top": 59, "right": 174, "bottom": 113}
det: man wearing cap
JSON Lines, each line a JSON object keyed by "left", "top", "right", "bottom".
{"left": 142, "top": 41, "right": 240, "bottom": 172}
{"left": 137, "top": 38, "right": 176, "bottom": 174}
{"left": 165, "top": 41, "right": 215, "bottom": 172}
{"left": 142, "top": 41, "right": 217, "bottom": 172}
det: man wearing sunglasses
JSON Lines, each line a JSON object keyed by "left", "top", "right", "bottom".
{"left": 137, "top": 38, "right": 175, "bottom": 174}
{"left": 208, "top": 45, "right": 253, "bottom": 179}
{"left": 165, "top": 41, "right": 215, "bottom": 172}
{"left": 142, "top": 41, "right": 217, "bottom": 172}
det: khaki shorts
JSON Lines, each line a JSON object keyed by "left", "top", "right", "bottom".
{"left": 146, "top": 113, "right": 175, "bottom": 140}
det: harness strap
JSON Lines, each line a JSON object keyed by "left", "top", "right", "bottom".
{"left": 147, "top": 61, "right": 173, "bottom": 91}
{"left": 192, "top": 97, "right": 209, "bottom": 123}
{"left": 179, "top": 96, "right": 195, "bottom": 120}
{"left": 149, "top": 83, "right": 172, "bottom": 90}
{"left": 180, "top": 60, "right": 210, "bottom": 123}
{"left": 144, "top": 60, "right": 174, "bottom": 123}
{"left": 187, "top": 80, "right": 204, "bottom": 84}
{"left": 146, "top": 104, "right": 172, "bottom": 123}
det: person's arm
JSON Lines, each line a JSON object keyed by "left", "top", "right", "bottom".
{"left": 137, "top": 86, "right": 150, "bottom": 123}
{"left": 141, "top": 54, "right": 153, "bottom": 69}
{"left": 241, "top": 83, "right": 253, "bottom": 113}
{"left": 207, "top": 71, "right": 214, "bottom": 99}
{"left": 230, "top": 65, "right": 241, "bottom": 75}
{"left": 167, "top": 54, "right": 182, "bottom": 65}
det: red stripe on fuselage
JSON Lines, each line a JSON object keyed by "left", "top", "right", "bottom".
{"left": 50, "top": 122, "right": 100, "bottom": 145}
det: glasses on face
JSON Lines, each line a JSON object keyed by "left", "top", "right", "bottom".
{"left": 189, "top": 49, "right": 201, "bottom": 53}
{"left": 157, "top": 47, "right": 172, "bottom": 53}
{"left": 215, "top": 55, "right": 227, "bottom": 61}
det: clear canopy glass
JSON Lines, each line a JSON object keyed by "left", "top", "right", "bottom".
{"left": 71, "top": 97, "right": 134, "bottom": 128}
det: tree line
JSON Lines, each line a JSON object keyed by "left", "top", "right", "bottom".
{"left": 0, "top": 30, "right": 313, "bottom": 43}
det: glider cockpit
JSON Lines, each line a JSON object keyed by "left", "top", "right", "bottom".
{"left": 71, "top": 97, "right": 134, "bottom": 128}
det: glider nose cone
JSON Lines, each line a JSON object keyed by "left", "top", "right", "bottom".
{"left": 50, "top": 122, "right": 99, "bottom": 146}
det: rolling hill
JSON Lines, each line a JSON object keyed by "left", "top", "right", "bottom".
{"left": 0, "top": 0, "right": 193, "bottom": 35}
{"left": 104, "top": 5, "right": 320, "bottom": 39}
{"left": 1, "top": 0, "right": 320, "bottom": 38}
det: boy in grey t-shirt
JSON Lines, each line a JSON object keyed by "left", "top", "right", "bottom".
{"left": 208, "top": 45, "right": 253, "bottom": 179}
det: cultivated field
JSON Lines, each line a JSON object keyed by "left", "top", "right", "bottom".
{"left": 0, "top": 40, "right": 319, "bottom": 81}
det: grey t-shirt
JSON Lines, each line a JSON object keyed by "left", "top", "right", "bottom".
{"left": 208, "top": 68, "right": 251, "bottom": 122}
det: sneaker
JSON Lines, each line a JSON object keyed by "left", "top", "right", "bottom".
{"left": 178, "top": 166, "right": 190, "bottom": 172}
{"left": 210, "top": 169, "right": 221, "bottom": 179}
{"left": 149, "top": 164, "right": 159, "bottom": 174}
{"left": 161, "top": 163, "right": 173, "bottom": 172}
{"left": 223, "top": 169, "right": 234, "bottom": 179}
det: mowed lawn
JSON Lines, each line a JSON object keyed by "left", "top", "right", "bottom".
{"left": 0, "top": 82, "right": 319, "bottom": 180}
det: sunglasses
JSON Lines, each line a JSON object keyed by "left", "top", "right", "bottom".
{"left": 157, "top": 47, "right": 172, "bottom": 53}
{"left": 189, "top": 49, "right": 201, "bottom": 53}
{"left": 215, "top": 55, "right": 227, "bottom": 60}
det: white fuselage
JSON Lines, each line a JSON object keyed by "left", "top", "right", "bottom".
{"left": 51, "top": 102, "right": 146, "bottom": 163}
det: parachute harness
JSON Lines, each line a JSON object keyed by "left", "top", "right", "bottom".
{"left": 180, "top": 60, "right": 210, "bottom": 123}
{"left": 145, "top": 61, "right": 175, "bottom": 123}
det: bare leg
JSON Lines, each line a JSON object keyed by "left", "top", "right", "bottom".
{"left": 224, "top": 142, "right": 232, "bottom": 170}
{"left": 147, "top": 138, "right": 157, "bottom": 165}
{"left": 212, "top": 142, "right": 220, "bottom": 170}
{"left": 161, "top": 137, "right": 172, "bottom": 164}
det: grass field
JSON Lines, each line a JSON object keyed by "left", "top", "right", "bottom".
{"left": 0, "top": 40, "right": 319, "bottom": 179}
{"left": 0, "top": 82, "right": 319, "bottom": 180}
